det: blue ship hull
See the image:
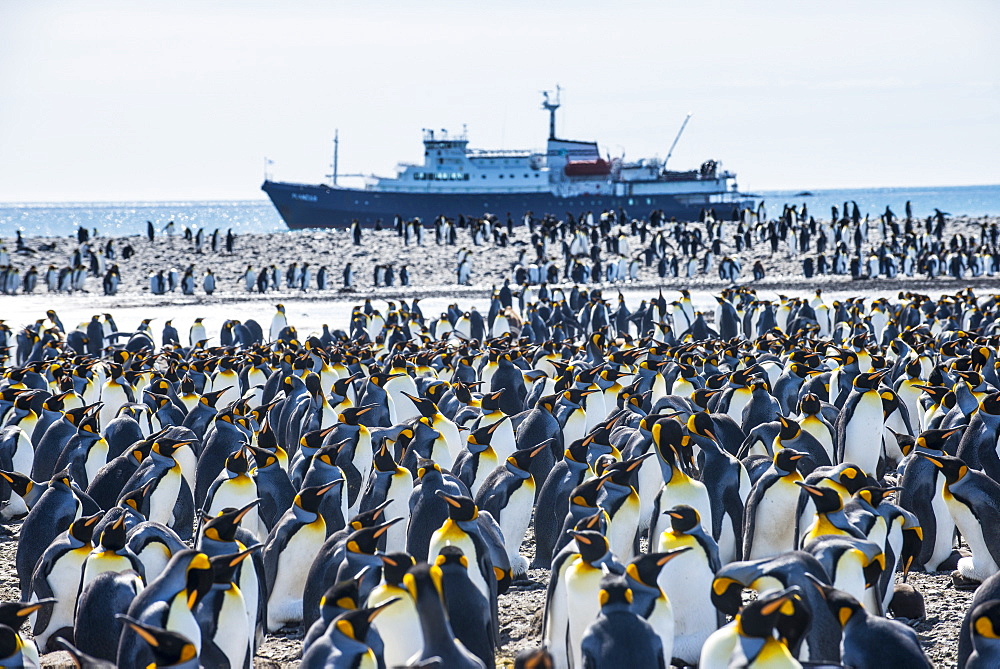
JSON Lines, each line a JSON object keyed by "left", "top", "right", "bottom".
{"left": 262, "top": 180, "right": 754, "bottom": 229}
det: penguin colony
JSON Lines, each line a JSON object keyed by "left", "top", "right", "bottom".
{"left": 3, "top": 286, "right": 1000, "bottom": 668}
{"left": 4, "top": 207, "right": 999, "bottom": 299}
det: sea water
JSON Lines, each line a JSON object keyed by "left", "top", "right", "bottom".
{"left": 2, "top": 184, "right": 999, "bottom": 238}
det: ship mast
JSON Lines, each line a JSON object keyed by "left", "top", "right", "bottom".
{"left": 331, "top": 130, "right": 339, "bottom": 186}
{"left": 541, "top": 86, "right": 561, "bottom": 140}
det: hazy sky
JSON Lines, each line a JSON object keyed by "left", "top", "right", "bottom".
{"left": 2, "top": 0, "right": 998, "bottom": 202}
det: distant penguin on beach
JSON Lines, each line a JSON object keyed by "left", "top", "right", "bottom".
{"left": 343, "top": 263, "right": 354, "bottom": 289}
{"left": 203, "top": 270, "right": 216, "bottom": 295}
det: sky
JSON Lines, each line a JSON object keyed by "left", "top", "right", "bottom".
{"left": 1, "top": 0, "right": 998, "bottom": 202}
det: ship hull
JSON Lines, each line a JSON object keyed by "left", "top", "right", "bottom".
{"left": 262, "top": 180, "right": 754, "bottom": 229}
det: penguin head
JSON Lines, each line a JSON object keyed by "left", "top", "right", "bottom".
{"left": 435, "top": 491, "right": 478, "bottom": 521}
{"left": 919, "top": 453, "right": 969, "bottom": 485}
{"left": 853, "top": 368, "right": 889, "bottom": 390}
{"left": 416, "top": 459, "right": 442, "bottom": 481}
{"left": 346, "top": 518, "right": 402, "bottom": 556}
{"left": 915, "top": 427, "right": 963, "bottom": 453}
{"left": 0, "top": 600, "right": 54, "bottom": 632}
{"left": 50, "top": 468, "right": 75, "bottom": 491}
{"left": 98, "top": 513, "right": 129, "bottom": 551}
{"left": 118, "top": 616, "right": 198, "bottom": 667}
{"left": 295, "top": 481, "right": 344, "bottom": 514}
{"left": 691, "top": 388, "right": 719, "bottom": 410}
{"left": 338, "top": 404, "right": 377, "bottom": 426}
{"left": 0, "top": 624, "right": 21, "bottom": 661}
{"left": 795, "top": 481, "right": 843, "bottom": 513}
{"left": 807, "top": 575, "right": 863, "bottom": 628}
{"left": 774, "top": 448, "right": 806, "bottom": 474}
{"left": 378, "top": 552, "right": 417, "bottom": 586}
{"left": 602, "top": 453, "right": 653, "bottom": 487}
{"left": 664, "top": 505, "right": 701, "bottom": 533}
{"left": 201, "top": 500, "right": 261, "bottom": 543}
{"left": 152, "top": 438, "right": 193, "bottom": 459}
{"left": 855, "top": 485, "right": 900, "bottom": 510}
{"left": 972, "top": 600, "right": 1000, "bottom": 644}
{"left": 569, "top": 474, "right": 612, "bottom": 508}
{"left": 0, "top": 470, "right": 36, "bottom": 500}
{"left": 246, "top": 444, "right": 279, "bottom": 471}
{"left": 319, "top": 573, "right": 364, "bottom": 614}
{"left": 434, "top": 545, "right": 470, "bottom": 571}
{"left": 625, "top": 547, "right": 692, "bottom": 587}
{"left": 738, "top": 586, "right": 809, "bottom": 660}
{"left": 507, "top": 442, "right": 549, "bottom": 472}
{"left": 570, "top": 530, "right": 611, "bottom": 564}
{"left": 223, "top": 447, "right": 250, "bottom": 475}
{"left": 983, "top": 391, "right": 1000, "bottom": 416}
{"left": 777, "top": 415, "right": 802, "bottom": 441}
{"left": 372, "top": 441, "right": 399, "bottom": 473}
{"left": 403, "top": 562, "right": 445, "bottom": 603}
{"left": 687, "top": 412, "right": 717, "bottom": 441}
{"left": 346, "top": 499, "right": 393, "bottom": 533}
{"left": 831, "top": 464, "right": 875, "bottom": 494}
{"left": 596, "top": 575, "right": 633, "bottom": 609}
{"left": 314, "top": 441, "right": 347, "bottom": 467}
{"left": 208, "top": 546, "right": 259, "bottom": 585}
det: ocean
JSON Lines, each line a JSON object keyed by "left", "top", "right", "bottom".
{"left": 2, "top": 184, "right": 999, "bottom": 238}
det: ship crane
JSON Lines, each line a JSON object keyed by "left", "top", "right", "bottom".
{"left": 662, "top": 112, "right": 693, "bottom": 172}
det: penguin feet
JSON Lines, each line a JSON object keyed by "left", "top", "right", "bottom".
{"left": 510, "top": 555, "right": 530, "bottom": 579}
{"left": 888, "top": 583, "right": 926, "bottom": 619}
{"left": 952, "top": 570, "right": 983, "bottom": 592}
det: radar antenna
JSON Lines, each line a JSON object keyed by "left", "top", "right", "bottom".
{"left": 541, "top": 85, "right": 561, "bottom": 140}
{"left": 663, "top": 112, "right": 693, "bottom": 172}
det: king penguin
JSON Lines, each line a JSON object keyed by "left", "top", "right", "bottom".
{"left": 263, "top": 481, "right": 340, "bottom": 631}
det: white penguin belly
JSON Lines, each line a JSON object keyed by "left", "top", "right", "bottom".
{"left": 565, "top": 563, "right": 603, "bottom": 669}
{"left": 33, "top": 547, "right": 90, "bottom": 649}
{"left": 167, "top": 591, "right": 202, "bottom": 653}
{"left": 651, "top": 481, "right": 713, "bottom": 544}
{"left": 748, "top": 481, "right": 802, "bottom": 559}
{"left": 655, "top": 547, "right": 716, "bottom": 664}
{"left": 266, "top": 521, "right": 327, "bottom": 630}
{"left": 215, "top": 588, "right": 251, "bottom": 668}
{"left": 927, "top": 487, "right": 956, "bottom": 570}
{"left": 208, "top": 479, "right": 261, "bottom": 541}
{"left": 949, "top": 498, "right": 1000, "bottom": 581}
{"left": 606, "top": 494, "right": 640, "bottom": 563}
{"left": 384, "top": 475, "right": 413, "bottom": 553}
{"left": 149, "top": 469, "right": 182, "bottom": 527}
{"left": 831, "top": 551, "right": 870, "bottom": 611}
{"left": 369, "top": 588, "right": 422, "bottom": 669}
{"left": 842, "top": 396, "right": 884, "bottom": 475}
{"left": 500, "top": 482, "right": 535, "bottom": 575}
{"left": 84, "top": 439, "right": 110, "bottom": 486}
{"left": 80, "top": 552, "right": 134, "bottom": 592}
{"left": 428, "top": 529, "right": 487, "bottom": 600}
{"left": 135, "top": 542, "right": 173, "bottom": 587}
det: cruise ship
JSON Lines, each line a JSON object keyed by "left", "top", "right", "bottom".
{"left": 262, "top": 91, "right": 756, "bottom": 229}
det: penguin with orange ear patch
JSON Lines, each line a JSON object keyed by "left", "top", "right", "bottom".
{"left": 118, "top": 616, "right": 200, "bottom": 669}
{"left": 809, "top": 576, "right": 931, "bottom": 669}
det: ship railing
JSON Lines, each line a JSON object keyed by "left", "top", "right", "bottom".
{"left": 466, "top": 149, "right": 536, "bottom": 158}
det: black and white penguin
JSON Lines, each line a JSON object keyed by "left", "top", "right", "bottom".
{"left": 810, "top": 577, "right": 931, "bottom": 668}
{"left": 404, "top": 562, "right": 486, "bottom": 668}
{"left": 116, "top": 549, "right": 214, "bottom": 667}
{"left": 262, "top": 482, "right": 340, "bottom": 632}
{"left": 920, "top": 453, "right": 1000, "bottom": 584}
{"left": 580, "top": 575, "right": 667, "bottom": 669}
{"left": 743, "top": 450, "right": 806, "bottom": 560}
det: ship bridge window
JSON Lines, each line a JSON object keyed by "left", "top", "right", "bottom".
{"left": 413, "top": 172, "right": 469, "bottom": 181}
